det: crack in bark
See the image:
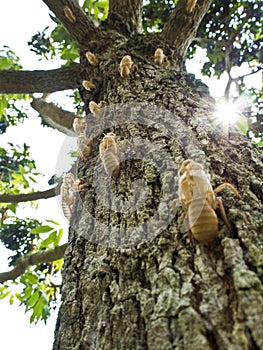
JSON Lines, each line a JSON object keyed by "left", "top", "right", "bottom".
{"left": 205, "top": 327, "right": 220, "bottom": 350}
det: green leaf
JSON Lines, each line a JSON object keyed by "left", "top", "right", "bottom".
{"left": 236, "top": 115, "right": 248, "bottom": 135}
{"left": 40, "top": 231, "right": 57, "bottom": 248}
{"left": 54, "top": 228, "right": 64, "bottom": 247}
{"left": 27, "top": 290, "right": 39, "bottom": 308}
{"left": 0, "top": 96, "right": 8, "bottom": 116}
{"left": 0, "top": 46, "right": 22, "bottom": 70}
{"left": 15, "top": 292, "right": 23, "bottom": 302}
{"left": 82, "top": 0, "right": 93, "bottom": 12}
{"left": 23, "top": 285, "right": 33, "bottom": 299}
{"left": 29, "top": 291, "right": 49, "bottom": 324}
{"left": 18, "top": 164, "right": 26, "bottom": 174}
{"left": 28, "top": 176, "right": 37, "bottom": 183}
{"left": 0, "top": 291, "right": 10, "bottom": 299}
{"left": 12, "top": 173, "right": 23, "bottom": 183}
{"left": 30, "top": 225, "right": 53, "bottom": 234}
{"left": 33, "top": 295, "right": 45, "bottom": 318}
{"left": 24, "top": 273, "right": 38, "bottom": 285}
{"left": 93, "top": 5, "right": 99, "bottom": 20}
{"left": 42, "top": 304, "right": 51, "bottom": 323}
{"left": 46, "top": 219, "right": 60, "bottom": 226}
{"left": 96, "top": 1, "right": 108, "bottom": 9}
{"left": 0, "top": 286, "right": 8, "bottom": 293}
{"left": 9, "top": 294, "right": 14, "bottom": 305}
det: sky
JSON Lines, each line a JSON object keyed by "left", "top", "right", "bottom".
{"left": 0, "top": 1, "right": 261, "bottom": 349}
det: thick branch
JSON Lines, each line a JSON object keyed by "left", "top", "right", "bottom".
{"left": 0, "top": 243, "right": 67, "bottom": 283}
{"left": 42, "top": 0, "right": 100, "bottom": 47}
{"left": 0, "top": 184, "right": 61, "bottom": 203}
{"left": 161, "top": 0, "right": 212, "bottom": 62}
{"left": 0, "top": 64, "right": 81, "bottom": 94}
{"left": 106, "top": 0, "right": 143, "bottom": 35}
{"left": 31, "top": 96, "right": 76, "bottom": 135}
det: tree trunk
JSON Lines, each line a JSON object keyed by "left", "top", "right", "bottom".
{"left": 53, "top": 37, "right": 263, "bottom": 350}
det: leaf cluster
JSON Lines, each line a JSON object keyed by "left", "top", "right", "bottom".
{"left": 192, "top": 0, "right": 262, "bottom": 77}
{"left": 82, "top": 0, "right": 109, "bottom": 21}
{"left": 0, "top": 260, "right": 62, "bottom": 324}
{"left": 0, "top": 218, "right": 41, "bottom": 266}
{"left": 0, "top": 221, "right": 64, "bottom": 323}
{"left": 18, "top": 265, "right": 62, "bottom": 324}
{"left": 0, "top": 139, "right": 63, "bottom": 325}
{"left": 0, "top": 95, "right": 29, "bottom": 134}
{"left": 0, "top": 47, "right": 29, "bottom": 133}
{"left": 0, "top": 46, "right": 22, "bottom": 70}
{"left": 27, "top": 26, "right": 56, "bottom": 59}
{"left": 0, "top": 143, "right": 38, "bottom": 188}
{"left": 142, "top": 0, "right": 176, "bottom": 32}
{"left": 27, "top": 23, "right": 78, "bottom": 65}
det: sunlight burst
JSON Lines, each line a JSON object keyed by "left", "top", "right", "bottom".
{"left": 215, "top": 101, "right": 239, "bottom": 124}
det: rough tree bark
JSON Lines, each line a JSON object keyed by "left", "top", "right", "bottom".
{"left": 48, "top": 0, "right": 263, "bottom": 346}
{"left": 3, "top": 0, "right": 263, "bottom": 349}
{"left": 54, "top": 62, "right": 263, "bottom": 348}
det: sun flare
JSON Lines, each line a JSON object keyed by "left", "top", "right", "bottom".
{"left": 215, "top": 101, "right": 239, "bottom": 124}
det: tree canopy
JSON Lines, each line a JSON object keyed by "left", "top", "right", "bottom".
{"left": 0, "top": 0, "right": 262, "bottom": 325}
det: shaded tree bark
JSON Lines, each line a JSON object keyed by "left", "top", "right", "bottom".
{"left": 106, "top": 0, "right": 143, "bottom": 35}
{"left": 31, "top": 96, "right": 77, "bottom": 135}
{"left": 0, "top": 64, "right": 81, "bottom": 93}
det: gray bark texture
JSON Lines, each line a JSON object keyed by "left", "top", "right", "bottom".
{"left": 53, "top": 44, "right": 263, "bottom": 350}
{"left": 51, "top": 2, "right": 263, "bottom": 350}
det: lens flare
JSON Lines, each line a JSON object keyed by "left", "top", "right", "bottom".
{"left": 214, "top": 96, "right": 249, "bottom": 127}
{"left": 215, "top": 101, "right": 239, "bottom": 124}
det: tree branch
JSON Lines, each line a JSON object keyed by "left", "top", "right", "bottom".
{"left": 42, "top": 0, "right": 101, "bottom": 47}
{"left": 224, "top": 73, "right": 232, "bottom": 101}
{"left": 31, "top": 96, "right": 77, "bottom": 135}
{"left": 224, "top": 67, "right": 262, "bottom": 100}
{"left": 0, "top": 183, "right": 61, "bottom": 203}
{"left": 0, "top": 64, "right": 81, "bottom": 94}
{"left": 0, "top": 243, "right": 67, "bottom": 283}
{"left": 161, "top": 0, "right": 212, "bottom": 63}
{"left": 106, "top": 0, "right": 143, "bottom": 35}
{"left": 235, "top": 67, "right": 263, "bottom": 82}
